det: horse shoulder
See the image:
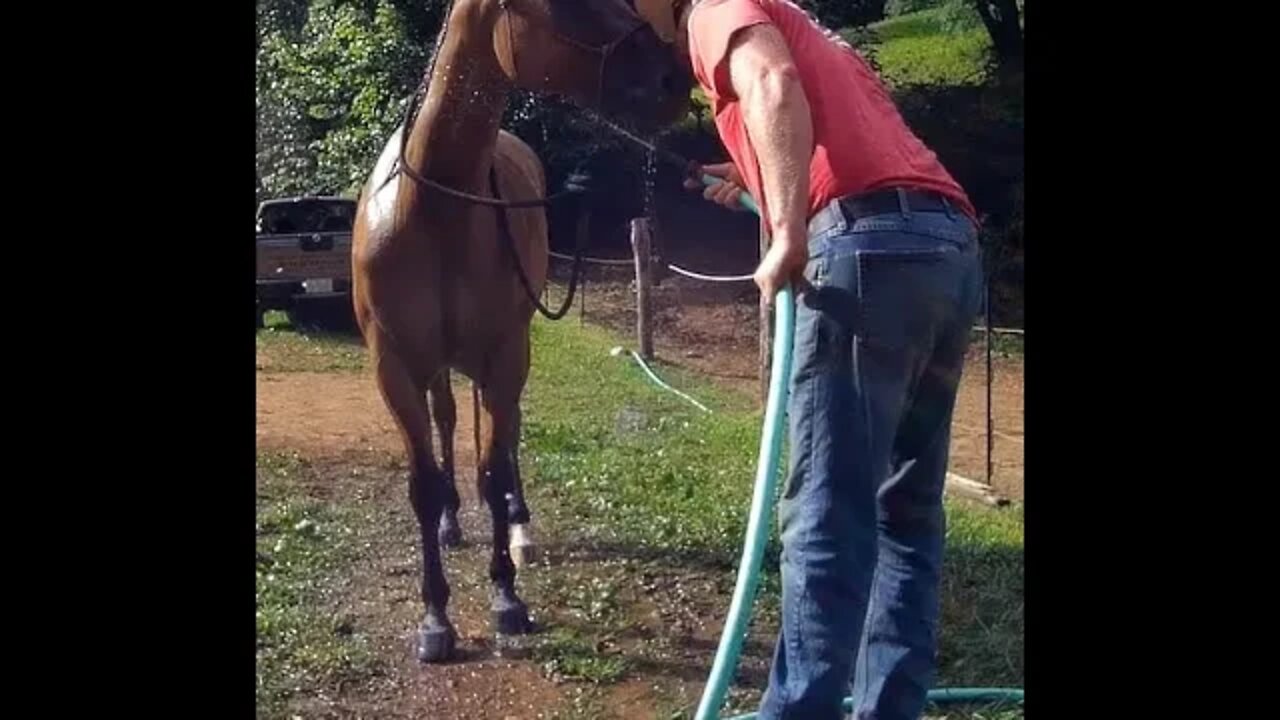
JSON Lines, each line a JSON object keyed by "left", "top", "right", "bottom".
{"left": 494, "top": 129, "right": 546, "bottom": 197}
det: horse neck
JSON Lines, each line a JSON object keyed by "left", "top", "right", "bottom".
{"left": 405, "top": 2, "right": 510, "bottom": 192}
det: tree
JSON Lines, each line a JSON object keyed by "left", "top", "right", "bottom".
{"left": 256, "top": 0, "right": 431, "bottom": 200}
{"left": 970, "top": 0, "right": 1023, "bottom": 69}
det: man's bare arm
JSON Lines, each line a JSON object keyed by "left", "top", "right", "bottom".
{"left": 726, "top": 23, "right": 813, "bottom": 247}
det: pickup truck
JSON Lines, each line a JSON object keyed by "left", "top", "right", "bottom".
{"left": 255, "top": 196, "right": 356, "bottom": 328}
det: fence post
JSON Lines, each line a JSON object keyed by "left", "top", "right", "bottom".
{"left": 758, "top": 220, "right": 772, "bottom": 407}
{"left": 579, "top": 265, "right": 586, "bottom": 326}
{"left": 985, "top": 279, "right": 994, "bottom": 487}
{"left": 631, "top": 217, "right": 654, "bottom": 360}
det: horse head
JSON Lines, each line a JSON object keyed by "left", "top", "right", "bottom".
{"left": 490, "top": 0, "right": 692, "bottom": 132}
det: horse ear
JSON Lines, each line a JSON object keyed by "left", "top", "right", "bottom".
{"left": 634, "top": 0, "right": 680, "bottom": 44}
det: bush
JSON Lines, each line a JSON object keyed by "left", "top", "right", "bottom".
{"left": 856, "top": 10, "right": 990, "bottom": 87}
{"left": 885, "top": 0, "right": 946, "bottom": 16}
{"left": 796, "top": 0, "right": 887, "bottom": 29}
{"left": 938, "top": 0, "right": 984, "bottom": 32}
{"left": 256, "top": 0, "right": 440, "bottom": 202}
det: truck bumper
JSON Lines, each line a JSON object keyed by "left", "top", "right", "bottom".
{"left": 257, "top": 279, "right": 351, "bottom": 309}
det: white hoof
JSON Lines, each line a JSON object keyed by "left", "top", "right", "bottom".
{"left": 509, "top": 523, "right": 538, "bottom": 568}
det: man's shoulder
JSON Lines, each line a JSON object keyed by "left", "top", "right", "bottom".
{"left": 690, "top": 0, "right": 763, "bottom": 18}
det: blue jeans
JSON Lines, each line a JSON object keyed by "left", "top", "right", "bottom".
{"left": 757, "top": 191, "right": 984, "bottom": 720}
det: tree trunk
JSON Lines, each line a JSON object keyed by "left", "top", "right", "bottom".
{"left": 973, "top": 0, "right": 1023, "bottom": 69}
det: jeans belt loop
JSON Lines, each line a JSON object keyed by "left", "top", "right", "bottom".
{"left": 807, "top": 198, "right": 843, "bottom": 238}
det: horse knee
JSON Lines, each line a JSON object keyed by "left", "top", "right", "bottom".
{"left": 408, "top": 461, "right": 447, "bottom": 522}
{"left": 506, "top": 491, "right": 530, "bottom": 525}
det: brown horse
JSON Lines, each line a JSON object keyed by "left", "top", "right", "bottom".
{"left": 351, "top": 0, "right": 689, "bottom": 663}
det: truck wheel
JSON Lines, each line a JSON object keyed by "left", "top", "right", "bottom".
{"left": 256, "top": 306, "right": 266, "bottom": 329}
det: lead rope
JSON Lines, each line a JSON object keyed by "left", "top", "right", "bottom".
{"left": 489, "top": 167, "right": 589, "bottom": 320}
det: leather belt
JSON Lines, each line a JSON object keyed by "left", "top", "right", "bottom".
{"left": 807, "top": 187, "right": 961, "bottom": 237}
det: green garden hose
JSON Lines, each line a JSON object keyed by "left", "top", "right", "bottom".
{"left": 692, "top": 176, "right": 1024, "bottom": 719}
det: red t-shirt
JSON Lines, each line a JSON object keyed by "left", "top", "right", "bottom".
{"left": 687, "top": 0, "right": 977, "bottom": 225}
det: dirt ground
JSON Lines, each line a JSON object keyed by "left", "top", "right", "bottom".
{"left": 257, "top": 332, "right": 1022, "bottom": 719}
{"left": 258, "top": 369, "right": 783, "bottom": 719}
{"left": 260, "top": 370, "right": 565, "bottom": 719}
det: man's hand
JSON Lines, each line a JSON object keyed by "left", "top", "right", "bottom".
{"left": 683, "top": 162, "right": 749, "bottom": 211}
{"left": 754, "top": 236, "right": 809, "bottom": 302}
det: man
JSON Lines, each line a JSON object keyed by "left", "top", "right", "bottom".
{"left": 634, "top": 1, "right": 985, "bottom": 718}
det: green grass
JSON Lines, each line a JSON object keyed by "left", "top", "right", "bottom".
{"left": 256, "top": 453, "right": 378, "bottom": 718}
{"left": 256, "top": 311, "right": 366, "bottom": 373}
{"left": 533, "top": 627, "right": 631, "bottom": 684}
{"left": 855, "top": 8, "right": 992, "bottom": 88}
{"left": 523, "top": 318, "right": 763, "bottom": 564}
{"left": 971, "top": 330, "right": 1024, "bottom": 359}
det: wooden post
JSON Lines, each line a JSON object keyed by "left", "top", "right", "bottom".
{"left": 758, "top": 220, "right": 772, "bottom": 406}
{"left": 984, "top": 280, "right": 994, "bottom": 487}
{"left": 631, "top": 218, "right": 654, "bottom": 360}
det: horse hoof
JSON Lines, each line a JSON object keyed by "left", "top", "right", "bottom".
{"left": 438, "top": 519, "right": 462, "bottom": 548}
{"left": 492, "top": 599, "right": 533, "bottom": 636}
{"left": 416, "top": 622, "right": 456, "bottom": 664}
{"left": 510, "top": 543, "right": 539, "bottom": 568}
{"left": 509, "top": 524, "right": 538, "bottom": 568}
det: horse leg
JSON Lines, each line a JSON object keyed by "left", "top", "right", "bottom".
{"left": 472, "top": 380, "right": 534, "bottom": 566}
{"left": 506, "top": 402, "right": 538, "bottom": 568}
{"left": 430, "top": 371, "right": 463, "bottom": 548}
{"left": 372, "top": 347, "right": 456, "bottom": 662}
{"left": 476, "top": 342, "right": 534, "bottom": 636}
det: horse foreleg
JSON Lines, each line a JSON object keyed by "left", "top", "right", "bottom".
{"left": 506, "top": 402, "right": 538, "bottom": 568}
{"left": 373, "top": 347, "right": 456, "bottom": 663}
{"left": 471, "top": 380, "right": 534, "bottom": 565}
{"left": 429, "top": 371, "right": 462, "bottom": 548}
{"left": 476, "top": 375, "right": 533, "bottom": 636}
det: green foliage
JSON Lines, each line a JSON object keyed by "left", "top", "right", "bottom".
{"left": 885, "top": 0, "right": 946, "bottom": 16}
{"left": 862, "top": 7, "right": 991, "bottom": 87}
{"left": 938, "top": 0, "right": 984, "bottom": 32}
{"left": 253, "top": 0, "right": 1021, "bottom": 321}
{"left": 256, "top": 0, "right": 436, "bottom": 201}
{"left": 797, "top": 0, "right": 887, "bottom": 28}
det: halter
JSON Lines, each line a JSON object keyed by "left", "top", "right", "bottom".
{"left": 392, "top": 0, "right": 649, "bottom": 209}
{"left": 499, "top": 0, "right": 649, "bottom": 112}
{"left": 386, "top": 0, "right": 652, "bottom": 320}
